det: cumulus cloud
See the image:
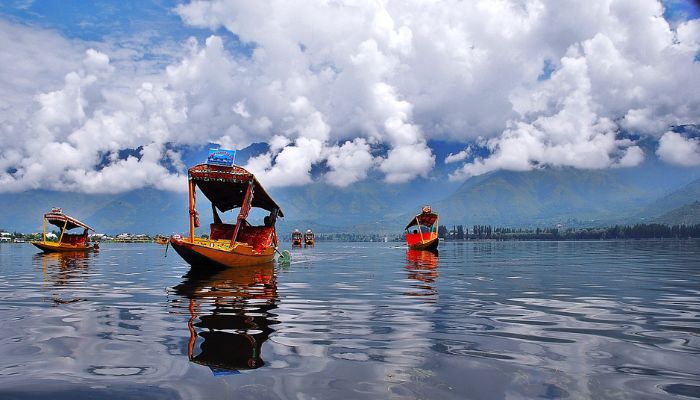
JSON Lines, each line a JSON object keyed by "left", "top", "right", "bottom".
{"left": 324, "top": 138, "right": 376, "bottom": 187}
{"left": 1, "top": 0, "right": 699, "bottom": 193}
{"left": 657, "top": 131, "right": 700, "bottom": 166}
{"left": 445, "top": 147, "right": 472, "bottom": 164}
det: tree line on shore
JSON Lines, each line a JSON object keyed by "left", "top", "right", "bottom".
{"left": 4, "top": 223, "right": 700, "bottom": 243}
{"left": 438, "top": 223, "right": 700, "bottom": 240}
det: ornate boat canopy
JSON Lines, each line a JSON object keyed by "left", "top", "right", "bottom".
{"left": 44, "top": 208, "right": 93, "bottom": 231}
{"left": 188, "top": 164, "right": 284, "bottom": 217}
{"left": 405, "top": 210, "right": 438, "bottom": 231}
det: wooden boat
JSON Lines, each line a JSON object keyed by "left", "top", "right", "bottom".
{"left": 31, "top": 208, "right": 97, "bottom": 253}
{"left": 291, "top": 229, "right": 302, "bottom": 246}
{"left": 304, "top": 229, "right": 315, "bottom": 246}
{"left": 154, "top": 236, "right": 169, "bottom": 245}
{"left": 405, "top": 205, "right": 439, "bottom": 251}
{"left": 169, "top": 163, "right": 284, "bottom": 269}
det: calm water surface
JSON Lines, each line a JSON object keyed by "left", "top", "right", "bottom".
{"left": 0, "top": 240, "right": 699, "bottom": 399}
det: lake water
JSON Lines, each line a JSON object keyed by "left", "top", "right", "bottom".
{"left": 0, "top": 240, "right": 699, "bottom": 399}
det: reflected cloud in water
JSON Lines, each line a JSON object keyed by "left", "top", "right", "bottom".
{"left": 0, "top": 240, "right": 698, "bottom": 399}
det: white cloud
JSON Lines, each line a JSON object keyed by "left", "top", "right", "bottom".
{"left": 244, "top": 137, "right": 324, "bottom": 187}
{"left": 324, "top": 138, "right": 376, "bottom": 187}
{"left": 380, "top": 142, "right": 435, "bottom": 184}
{"left": 1, "top": 0, "right": 700, "bottom": 193}
{"left": 657, "top": 131, "right": 700, "bottom": 166}
{"left": 445, "top": 147, "right": 472, "bottom": 164}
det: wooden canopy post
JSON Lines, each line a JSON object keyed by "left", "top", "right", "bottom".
{"left": 415, "top": 216, "right": 425, "bottom": 244}
{"left": 42, "top": 216, "right": 47, "bottom": 242}
{"left": 231, "top": 181, "right": 253, "bottom": 247}
{"left": 58, "top": 218, "right": 68, "bottom": 244}
{"left": 435, "top": 216, "right": 439, "bottom": 240}
{"left": 188, "top": 178, "right": 196, "bottom": 243}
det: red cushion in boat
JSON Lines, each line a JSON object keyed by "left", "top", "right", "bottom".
{"left": 237, "top": 226, "right": 274, "bottom": 252}
{"left": 210, "top": 223, "right": 235, "bottom": 240}
{"left": 210, "top": 223, "right": 273, "bottom": 252}
{"left": 61, "top": 233, "right": 87, "bottom": 245}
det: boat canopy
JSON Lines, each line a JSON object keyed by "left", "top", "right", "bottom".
{"left": 44, "top": 209, "right": 93, "bottom": 231}
{"left": 405, "top": 212, "right": 438, "bottom": 231}
{"left": 189, "top": 164, "right": 284, "bottom": 217}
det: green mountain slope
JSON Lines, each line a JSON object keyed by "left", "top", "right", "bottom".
{"left": 1, "top": 165, "right": 699, "bottom": 234}
{"left": 639, "top": 178, "right": 700, "bottom": 219}
{"left": 653, "top": 201, "right": 700, "bottom": 225}
{"left": 437, "top": 168, "right": 667, "bottom": 226}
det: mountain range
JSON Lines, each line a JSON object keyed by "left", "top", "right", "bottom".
{"left": 1, "top": 150, "right": 699, "bottom": 235}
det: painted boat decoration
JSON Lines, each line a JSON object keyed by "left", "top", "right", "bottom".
{"left": 291, "top": 229, "right": 302, "bottom": 246}
{"left": 169, "top": 162, "right": 284, "bottom": 269}
{"left": 31, "top": 208, "right": 97, "bottom": 253}
{"left": 405, "top": 205, "right": 439, "bottom": 251}
{"left": 304, "top": 229, "right": 315, "bottom": 246}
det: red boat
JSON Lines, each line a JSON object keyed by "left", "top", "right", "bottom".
{"left": 404, "top": 206, "right": 439, "bottom": 251}
{"left": 31, "top": 208, "right": 97, "bottom": 253}
{"left": 169, "top": 163, "right": 284, "bottom": 269}
{"left": 291, "top": 230, "right": 302, "bottom": 246}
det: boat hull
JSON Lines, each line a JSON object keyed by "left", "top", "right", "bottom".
{"left": 31, "top": 241, "right": 93, "bottom": 253}
{"left": 170, "top": 238, "right": 275, "bottom": 269}
{"left": 407, "top": 236, "right": 439, "bottom": 251}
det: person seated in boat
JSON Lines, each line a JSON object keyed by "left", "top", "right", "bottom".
{"left": 263, "top": 209, "right": 278, "bottom": 227}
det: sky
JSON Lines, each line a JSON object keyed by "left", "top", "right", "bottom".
{"left": 0, "top": 0, "right": 699, "bottom": 194}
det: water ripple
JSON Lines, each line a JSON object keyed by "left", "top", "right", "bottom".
{"left": 0, "top": 240, "right": 698, "bottom": 398}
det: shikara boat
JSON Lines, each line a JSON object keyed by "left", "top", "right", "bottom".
{"left": 154, "top": 236, "right": 169, "bottom": 245}
{"left": 304, "top": 229, "right": 315, "bottom": 246}
{"left": 169, "top": 163, "right": 284, "bottom": 269}
{"left": 31, "top": 208, "right": 97, "bottom": 253}
{"left": 291, "top": 229, "right": 302, "bottom": 246}
{"left": 405, "top": 205, "right": 439, "bottom": 251}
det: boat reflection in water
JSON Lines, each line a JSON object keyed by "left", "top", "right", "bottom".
{"left": 34, "top": 251, "right": 92, "bottom": 304}
{"left": 405, "top": 249, "right": 439, "bottom": 298}
{"left": 170, "top": 263, "right": 278, "bottom": 374}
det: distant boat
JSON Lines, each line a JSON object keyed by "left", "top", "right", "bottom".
{"left": 31, "top": 208, "right": 97, "bottom": 252}
{"left": 405, "top": 205, "right": 439, "bottom": 251}
{"left": 169, "top": 162, "right": 284, "bottom": 268}
{"left": 154, "top": 236, "right": 169, "bottom": 245}
{"left": 291, "top": 229, "right": 302, "bottom": 247}
{"left": 304, "top": 229, "right": 315, "bottom": 246}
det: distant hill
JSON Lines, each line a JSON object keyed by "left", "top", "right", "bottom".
{"left": 1, "top": 159, "right": 699, "bottom": 234}
{"left": 653, "top": 201, "right": 700, "bottom": 225}
{"left": 0, "top": 189, "right": 189, "bottom": 235}
{"left": 436, "top": 167, "right": 699, "bottom": 227}
{"left": 0, "top": 190, "right": 113, "bottom": 233}
{"left": 638, "top": 178, "right": 700, "bottom": 220}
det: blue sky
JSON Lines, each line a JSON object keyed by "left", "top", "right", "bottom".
{"left": 0, "top": 0, "right": 699, "bottom": 194}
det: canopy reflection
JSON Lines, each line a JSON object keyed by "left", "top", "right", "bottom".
{"left": 170, "top": 263, "right": 279, "bottom": 373}
{"left": 405, "top": 249, "right": 439, "bottom": 298}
